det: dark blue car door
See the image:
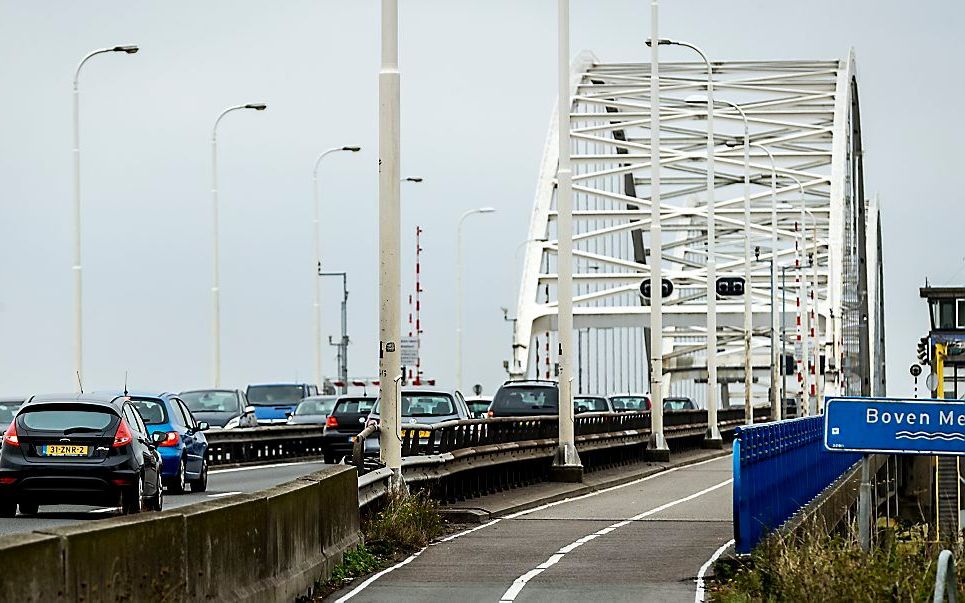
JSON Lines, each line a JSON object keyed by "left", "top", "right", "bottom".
{"left": 172, "top": 398, "right": 205, "bottom": 475}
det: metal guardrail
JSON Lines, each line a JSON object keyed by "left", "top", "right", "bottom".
{"left": 205, "top": 425, "right": 325, "bottom": 466}
{"left": 353, "top": 406, "right": 769, "bottom": 507}
{"left": 934, "top": 550, "right": 958, "bottom": 603}
{"left": 733, "top": 415, "right": 860, "bottom": 554}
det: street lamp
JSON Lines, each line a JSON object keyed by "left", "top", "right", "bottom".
{"left": 687, "top": 95, "right": 753, "bottom": 425}
{"left": 72, "top": 44, "right": 139, "bottom": 389}
{"left": 312, "top": 146, "right": 361, "bottom": 388}
{"left": 655, "top": 38, "right": 721, "bottom": 446}
{"left": 456, "top": 207, "right": 496, "bottom": 391}
{"left": 210, "top": 102, "right": 267, "bottom": 387}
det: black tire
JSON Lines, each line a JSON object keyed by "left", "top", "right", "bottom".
{"left": 0, "top": 500, "right": 15, "bottom": 518}
{"left": 146, "top": 479, "right": 163, "bottom": 512}
{"left": 323, "top": 451, "right": 335, "bottom": 464}
{"left": 189, "top": 459, "right": 208, "bottom": 493}
{"left": 122, "top": 474, "right": 144, "bottom": 515}
{"left": 167, "top": 457, "right": 187, "bottom": 494}
{"left": 18, "top": 501, "right": 38, "bottom": 515}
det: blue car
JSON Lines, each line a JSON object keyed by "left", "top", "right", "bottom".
{"left": 245, "top": 383, "right": 319, "bottom": 424}
{"left": 127, "top": 392, "right": 209, "bottom": 494}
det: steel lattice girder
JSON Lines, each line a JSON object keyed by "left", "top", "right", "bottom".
{"left": 512, "top": 51, "right": 882, "bottom": 400}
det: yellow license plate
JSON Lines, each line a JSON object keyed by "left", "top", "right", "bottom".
{"left": 42, "top": 445, "right": 88, "bottom": 456}
{"left": 399, "top": 430, "right": 432, "bottom": 439}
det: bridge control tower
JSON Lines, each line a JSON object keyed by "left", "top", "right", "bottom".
{"left": 918, "top": 286, "right": 965, "bottom": 539}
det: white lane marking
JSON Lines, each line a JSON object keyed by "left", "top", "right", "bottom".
{"left": 497, "top": 478, "right": 733, "bottom": 602}
{"left": 333, "top": 547, "right": 427, "bottom": 603}
{"left": 209, "top": 460, "right": 323, "bottom": 475}
{"left": 207, "top": 491, "right": 242, "bottom": 498}
{"left": 695, "top": 538, "right": 734, "bottom": 602}
{"left": 333, "top": 455, "right": 729, "bottom": 601}
{"left": 90, "top": 507, "right": 120, "bottom": 514}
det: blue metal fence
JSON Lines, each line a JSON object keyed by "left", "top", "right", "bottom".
{"left": 733, "top": 415, "right": 860, "bottom": 554}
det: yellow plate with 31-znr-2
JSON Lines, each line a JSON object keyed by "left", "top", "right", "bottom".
{"left": 41, "top": 445, "right": 88, "bottom": 456}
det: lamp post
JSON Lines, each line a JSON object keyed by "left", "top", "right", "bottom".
{"left": 319, "top": 271, "right": 349, "bottom": 395}
{"left": 72, "top": 44, "right": 138, "bottom": 390}
{"left": 748, "top": 143, "right": 779, "bottom": 418}
{"left": 658, "top": 38, "right": 720, "bottom": 445}
{"left": 210, "top": 102, "right": 267, "bottom": 387}
{"left": 456, "top": 207, "right": 496, "bottom": 391}
{"left": 312, "top": 146, "right": 360, "bottom": 389}
{"left": 379, "top": 0, "right": 403, "bottom": 481}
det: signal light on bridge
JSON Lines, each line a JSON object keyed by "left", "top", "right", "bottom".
{"left": 917, "top": 337, "right": 929, "bottom": 365}
{"left": 640, "top": 278, "right": 673, "bottom": 299}
{"left": 715, "top": 277, "right": 746, "bottom": 297}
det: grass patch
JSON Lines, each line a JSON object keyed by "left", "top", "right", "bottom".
{"left": 711, "top": 522, "right": 963, "bottom": 602}
{"left": 329, "top": 544, "right": 383, "bottom": 585}
{"left": 364, "top": 489, "right": 444, "bottom": 556}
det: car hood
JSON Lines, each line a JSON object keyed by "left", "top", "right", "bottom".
{"left": 288, "top": 415, "right": 327, "bottom": 425}
{"left": 191, "top": 411, "right": 236, "bottom": 428}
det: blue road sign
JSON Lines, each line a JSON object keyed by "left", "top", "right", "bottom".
{"left": 825, "top": 397, "right": 965, "bottom": 455}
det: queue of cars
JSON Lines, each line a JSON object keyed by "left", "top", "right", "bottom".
{"left": 0, "top": 379, "right": 689, "bottom": 515}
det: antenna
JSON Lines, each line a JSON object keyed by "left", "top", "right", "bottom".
{"left": 76, "top": 371, "right": 84, "bottom": 394}
{"left": 123, "top": 371, "right": 129, "bottom": 396}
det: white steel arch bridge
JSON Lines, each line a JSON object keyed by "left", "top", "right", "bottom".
{"left": 511, "top": 50, "right": 885, "bottom": 412}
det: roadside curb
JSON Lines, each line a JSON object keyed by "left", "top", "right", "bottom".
{"left": 440, "top": 448, "right": 732, "bottom": 523}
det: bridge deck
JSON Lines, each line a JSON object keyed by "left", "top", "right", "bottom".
{"left": 332, "top": 456, "right": 732, "bottom": 602}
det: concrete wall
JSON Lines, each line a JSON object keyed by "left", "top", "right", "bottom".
{"left": 0, "top": 465, "right": 360, "bottom": 602}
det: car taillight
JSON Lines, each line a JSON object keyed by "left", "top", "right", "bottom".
{"left": 3, "top": 421, "right": 18, "bottom": 447}
{"left": 486, "top": 410, "right": 494, "bottom": 418}
{"left": 112, "top": 419, "right": 133, "bottom": 448}
{"left": 156, "top": 431, "right": 180, "bottom": 447}
{"left": 0, "top": 477, "right": 16, "bottom": 485}
{"left": 326, "top": 416, "right": 338, "bottom": 428}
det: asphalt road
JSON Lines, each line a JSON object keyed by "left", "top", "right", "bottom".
{"left": 330, "top": 455, "right": 732, "bottom": 603}
{"left": 0, "top": 460, "right": 327, "bottom": 536}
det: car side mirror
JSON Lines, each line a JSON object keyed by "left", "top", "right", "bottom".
{"left": 244, "top": 406, "right": 256, "bottom": 414}
{"left": 197, "top": 422, "right": 209, "bottom": 432}
{"left": 150, "top": 431, "right": 166, "bottom": 445}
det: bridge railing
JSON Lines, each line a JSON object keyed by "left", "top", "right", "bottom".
{"left": 733, "top": 415, "right": 860, "bottom": 554}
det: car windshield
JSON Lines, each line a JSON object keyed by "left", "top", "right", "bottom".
{"left": 21, "top": 409, "right": 115, "bottom": 431}
{"left": 466, "top": 400, "right": 490, "bottom": 413}
{"left": 181, "top": 390, "right": 238, "bottom": 413}
{"left": 575, "top": 397, "right": 609, "bottom": 412}
{"left": 664, "top": 399, "right": 695, "bottom": 411}
{"left": 374, "top": 394, "right": 457, "bottom": 417}
{"left": 611, "top": 396, "right": 649, "bottom": 411}
{"left": 247, "top": 385, "right": 304, "bottom": 406}
{"left": 333, "top": 398, "right": 375, "bottom": 416}
{"left": 492, "top": 386, "right": 559, "bottom": 413}
{"left": 0, "top": 403, "right": 18, "bottom": 425}
{"left": 131, "top": 399, "right": 168, "bottom": 425}
{"left": 295, "top": 398, "right": 337, "bottom": 416}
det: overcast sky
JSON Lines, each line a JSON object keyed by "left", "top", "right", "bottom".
{"left": 0, "top": 1, "right": 958, "bottom": 397}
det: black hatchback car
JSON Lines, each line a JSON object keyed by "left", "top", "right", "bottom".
{"left": 0, "top": 393, "right": 163, "bottom": 516}
{"left": 321, "top": 396, "right": 375, "bottom": 463}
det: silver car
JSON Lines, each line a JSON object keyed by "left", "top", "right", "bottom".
{"left": 287, "top": 396, "right": 339, "bottom": 426}
{"left": 364, "top": 388, "right": 471, "bottom": 455}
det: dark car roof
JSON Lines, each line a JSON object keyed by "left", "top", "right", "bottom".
{"left": 25, "top": 392, "right": 129, "bottom": 412}
{"left": 501, "top": 380, "right": 558, "bottom": 387}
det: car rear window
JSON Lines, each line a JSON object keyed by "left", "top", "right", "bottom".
{"left": 491, "top": 386, "right": 559, "bottom": 414}
{"left": 333, "top": 399, "right": 375, "bottom": 416}
{"left": 295, "top": 399, "right": 336, "bottom": 416}
{"left": 467, "top": 401, "right": 490, "bottom": 413}
{"left": 131, "top": 399, "right": 168, "bottom": 425}
{"left": 21, "top": 409, "right": 115, "bottom": 431}
{"left": 373, "top": 394, "right": 457, "bottom": 417}
{"left": 611, "top": 396, "right": 649, "bottom": 411}
{"left": 575, "top": 397, "right": 609, "bottom": 412}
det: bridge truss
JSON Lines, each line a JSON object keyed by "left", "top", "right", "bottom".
{"left": 512, "top": 51, "right": 885, "bottom": 409}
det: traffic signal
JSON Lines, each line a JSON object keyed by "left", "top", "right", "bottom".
{"left": 716, "top": 276, "right": 746, "bottom": 297}
{"left": 640, "top": 278, "right": 673, "bottom": 299}
{"left": 917, "top": 336, "right": 929, "bottom": 365}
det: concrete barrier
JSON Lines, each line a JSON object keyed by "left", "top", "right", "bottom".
{"left": 2, "top": 464, "right": 359, "bottom": 602}
{"left": 0, "top": 532, "right": 66, "bottom": 602}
